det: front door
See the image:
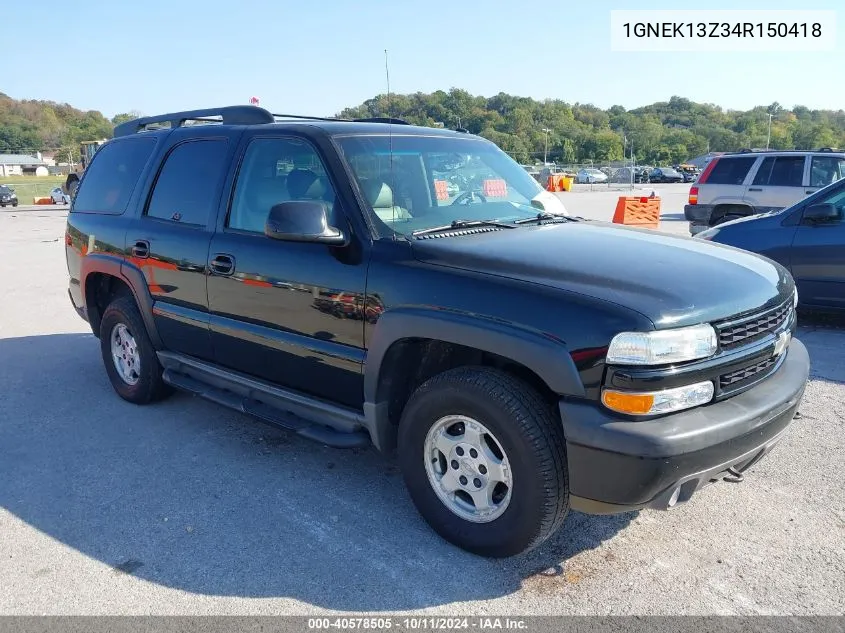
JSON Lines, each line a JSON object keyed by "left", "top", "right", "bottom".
{"left": 790, "top": 184, "right": 845, "bottom": 310}
{"left": 127, "top": 135, "right": 231, "bottom": 360}
{"left": 206, "top": 135, "right": 368, "bottom": 409}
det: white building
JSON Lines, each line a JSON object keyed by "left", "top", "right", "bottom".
{"left": 0, "top": 154, "right": 49, "bottom": 177}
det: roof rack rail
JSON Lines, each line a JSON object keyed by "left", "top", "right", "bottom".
{"left": 272, "top": 113, "right": 341, "bottom": 122}
{"left": 353, "top": 117, "right": 410, "bottom": 125}
{"left": 113, "top": 106, "right": 415, "bottom": 137}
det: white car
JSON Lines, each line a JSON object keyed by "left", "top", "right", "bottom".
{"left": 575, "top": 168, "right": 608, "bottom": 184}
{"left": 50, "top": 187, "right": 70, "bottom": 205}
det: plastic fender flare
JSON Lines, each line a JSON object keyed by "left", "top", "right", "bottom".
{"left": 80, "top": 253, "right": 162, "bottom": 349}
{"left": 362, "top": 307, "right": 584, "bottom": 452}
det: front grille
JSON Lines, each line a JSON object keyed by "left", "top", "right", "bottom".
{"left": 717, "top": 302, "right": 791, "bottom": 350}
{"left": 720, "top": 356, "right": 778, "bottom": 389}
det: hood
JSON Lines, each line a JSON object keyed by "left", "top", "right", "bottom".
{"left": 410, "top": 221, "right": 794, "bottom": 329}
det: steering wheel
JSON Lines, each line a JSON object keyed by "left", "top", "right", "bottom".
{"left": 451, "top": 191, "right": 488, "bottom": 206}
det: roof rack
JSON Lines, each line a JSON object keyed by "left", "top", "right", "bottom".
{"left": 113, "top": 105, "right": 275, "bottom": 137}
{"left": 113, "top": 106, "right": 413, "bottom": 137}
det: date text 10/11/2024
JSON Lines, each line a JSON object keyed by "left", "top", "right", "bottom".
{"left": 307, "top": 617, "right": 528, "bottom": 630}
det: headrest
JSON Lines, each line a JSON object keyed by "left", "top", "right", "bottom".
{"left": 287, "top": 169, "right": 323, "bottom": 199}
{"left": 362, "top": 180, "right": 395, "bottom": 208}
{"left": 248, "top": 176, "right": 288, "bottom": 208}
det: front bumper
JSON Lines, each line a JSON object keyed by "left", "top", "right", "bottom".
{"left": 561, "top": 338, "right": 809, "bottom": 514}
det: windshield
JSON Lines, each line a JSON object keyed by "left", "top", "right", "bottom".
{"left": 0, "top": 186, "right": 11, "bottom": 194}
{"left": 335, "top": 134, "right": 567, "bottom": 237}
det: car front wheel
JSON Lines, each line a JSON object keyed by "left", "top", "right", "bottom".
{"left": 398, "top": 366, "right": 569, "bottom": 558}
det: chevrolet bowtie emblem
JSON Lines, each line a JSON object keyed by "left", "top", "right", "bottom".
{"left": 773, "top": 330, "right": 792, "bottom": 358}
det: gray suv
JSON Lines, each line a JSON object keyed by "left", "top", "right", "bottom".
{"left": 685, "top": 148, "right": 845, "bottom": 235}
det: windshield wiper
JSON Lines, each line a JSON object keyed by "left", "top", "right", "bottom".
{"left": 411, "top": 219, "right": 517, "bottom": 237}
{"left": 513, "top": 212, "right": 575, "bottom": 225}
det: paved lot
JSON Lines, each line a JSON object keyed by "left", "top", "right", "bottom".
{"left": 1, "top": 202, "right": 843, "bottom": 616}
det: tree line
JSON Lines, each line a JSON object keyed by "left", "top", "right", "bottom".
{"left": 3, "top": 90, "right": 844, "bottom": 167}
{"left": 339, "top": 90, "right": 845, "bottom": 165}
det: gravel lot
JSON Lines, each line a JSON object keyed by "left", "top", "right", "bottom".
{"left": 1, "top": 199, "right": 843, "bottom": 616}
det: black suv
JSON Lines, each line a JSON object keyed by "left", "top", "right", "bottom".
{"left": 65, "top": 106, "right": 810, "bottom": 558}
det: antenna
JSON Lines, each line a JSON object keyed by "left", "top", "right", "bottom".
{"left": 385, "top": 49, "right": 397, "bottom": 235}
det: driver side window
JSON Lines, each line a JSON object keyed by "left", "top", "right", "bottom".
{"left": 228, "top": 137, "right": 336, "bottom": 233}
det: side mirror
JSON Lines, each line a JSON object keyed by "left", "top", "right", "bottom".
{"left": 264, "top": 201, "right": 348, "bottom": 246}
{"left": 802, "top": 203, "right": 841, "bottom": 225}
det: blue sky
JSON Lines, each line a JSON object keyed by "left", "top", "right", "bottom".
{"left": 4, "top": 0, "right": 843, "bottom": 118}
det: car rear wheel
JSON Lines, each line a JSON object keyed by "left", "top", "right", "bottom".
{"left": 99, "top": 296, "right": 172, "bottom": 404}
{"left": 397, "top": 366, "right": 569, "bottom": 558}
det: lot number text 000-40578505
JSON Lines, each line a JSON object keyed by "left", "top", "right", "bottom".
{"left": 610, "top": 10, "right": 836, "bottom": 52}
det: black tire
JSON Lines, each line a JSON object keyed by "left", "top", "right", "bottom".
{"left": 397, "top": 366, "right": 569, "bottom": 558}
{"left": 99, "top": 296, "right": 171, "bottom": 404}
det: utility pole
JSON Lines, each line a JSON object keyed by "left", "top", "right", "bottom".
{"left": 766, "top": 113, "right": 774, "bottom": 149}
{"left": 541, "top": 128, "right": 551, "bottom": 165}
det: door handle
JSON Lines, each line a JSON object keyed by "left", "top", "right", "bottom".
{"left": 748, "top": 187, "right": 763, "bottom": 192}
{"left": 210, "top": 254, "right": 235, "bottom": 276}
{"left": 805, "top": 190, "right": 817, "bottom": 194}
{"left": 131, "top": 240, "right": 150, "bottom": 258}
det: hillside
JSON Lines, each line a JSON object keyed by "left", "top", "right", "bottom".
{"left": 0, "top": 93, "right": 129, "bottom": 163}
{"left": 339, "top": 91, "right": 845, "bottom": 165}
{"left": 3, "top": 90, "right": 844, "bottom": 166}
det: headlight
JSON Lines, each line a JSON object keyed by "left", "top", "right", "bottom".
{"left": 607, "top": 324, "right": 717, "bottom": 365}
{"left": 602, "top": 380, "right": 715, "bottom": 416}
{"left": 696, "top": 227, "right": 719, "bottom": 240}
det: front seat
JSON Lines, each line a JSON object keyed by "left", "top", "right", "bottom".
{"left": 361, "top": 179, "right": 412, "bottom": 222}
{"left": 238, "top": 176, "right": 289, "bottom": 233}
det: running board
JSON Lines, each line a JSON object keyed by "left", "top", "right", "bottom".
{"left": 157, "top": 351, "right": 371, "bottom": 449}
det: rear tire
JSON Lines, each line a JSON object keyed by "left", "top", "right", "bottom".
{"left": 397, "top": 366, "right": 569, "bottom": 558}
{"left": 99, "top": 296, "right": 171, "bottom": 404}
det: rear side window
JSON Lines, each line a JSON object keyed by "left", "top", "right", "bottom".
{"left": 752, "top": 156, "right": 805, "bottom": 187}
{"left": 145, "top": 139, "right": 229, "bottom": 226}
{"left": 704, "top": 157, "right": 756, "bottom": 185}
{"left": 73, "top": 137, "right": 157, "bottom": 215}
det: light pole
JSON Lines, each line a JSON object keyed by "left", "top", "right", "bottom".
{"left": 766, "top": 113, "right": 774, "bottom": 149}
{"left": 541, "top": 128, "right": 551, "bottom": 165}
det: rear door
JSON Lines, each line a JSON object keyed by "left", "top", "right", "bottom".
{"left": 789, "top": 183, "right": 845, "bottom": 310}
{"left": 125, "top": 129, "right": 233, "bottom": 360}
{"left": 744, "top": 155, "right": 808, "bottom": 212}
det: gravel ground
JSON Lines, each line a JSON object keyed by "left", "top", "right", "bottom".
{"left": 0, "top": 203, "right": 843, "bottom": 616}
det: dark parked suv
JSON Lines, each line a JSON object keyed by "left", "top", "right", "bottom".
{"left": 65, "top": 106, "right": 809, "bottom": 557}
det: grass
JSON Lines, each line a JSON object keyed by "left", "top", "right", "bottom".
{"left": 0, "top": 175, "right": 66, "bottom": 201}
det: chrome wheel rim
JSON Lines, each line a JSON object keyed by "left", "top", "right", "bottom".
{"left": 110, "top": 323, "right": 141, "bottom": 386}
{"left": 423, "top": 415, "right": 513, "bottom": 523}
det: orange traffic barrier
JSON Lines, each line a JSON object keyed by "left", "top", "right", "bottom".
{"left": 612, "top": 195, "right": 661, "bottom": 229}
{"left": 546, "top": 175, "right": 559, "bottom": 192}
{"left": 433, "top": 179, "right": 449, "bottom": 200}
{"left": 33, "top": 197, "right": 53, "bottom": 205}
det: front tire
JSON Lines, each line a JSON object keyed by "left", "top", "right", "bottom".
{"left": 398, "top": 367, "right": 569, "bottom": 558}
{"left": 99, "top": 296, "right": 171, "bottom": 404}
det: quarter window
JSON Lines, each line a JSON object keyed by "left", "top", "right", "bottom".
{"left": 146, "top": 139, "right": 229, "bottom": 226}
{"left": 704, "top": 157, "right": 756, "bottom": 185}
{"left": 73, "top": 137, "right": 157, "bottom": 215}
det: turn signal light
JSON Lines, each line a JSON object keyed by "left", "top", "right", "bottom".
{"left": 602, "top": 391, "right": 654, "bottom": 415}
{"left": 689, "top": 186, "right": 699, "bottom": 205}
{"left": 602, "top": 381, "right": 715, "bottom": 416}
